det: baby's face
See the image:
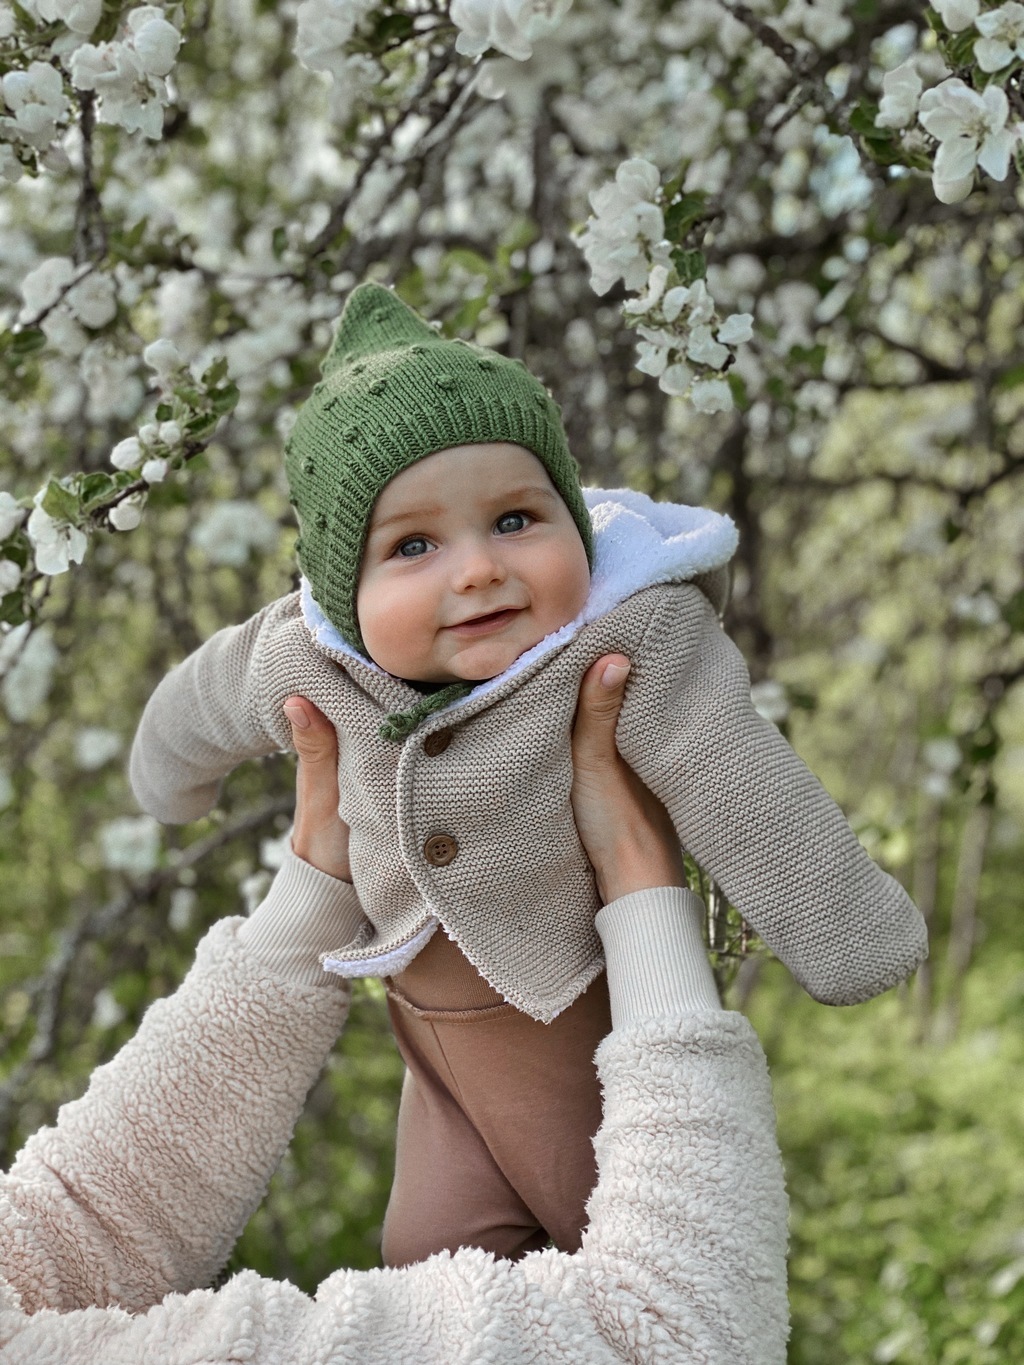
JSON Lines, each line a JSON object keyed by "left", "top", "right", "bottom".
{"left": 357, "top": 443, "right": 590, "bottom": 684}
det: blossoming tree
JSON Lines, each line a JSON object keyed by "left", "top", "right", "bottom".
{"left": 1, "top": 0, "right": 1023, "bottom": 1353}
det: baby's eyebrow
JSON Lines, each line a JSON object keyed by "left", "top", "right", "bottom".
{"left": 369, "top": 485, "right": 558, "bottom": 534}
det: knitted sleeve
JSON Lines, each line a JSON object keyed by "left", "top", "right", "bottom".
{"left": 129, "top": 601, "right": 286, "bottom": 823}
{"left": 615, "top": 584, "right": 928, "bottom": 1005}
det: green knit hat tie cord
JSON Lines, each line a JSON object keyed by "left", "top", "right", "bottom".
{"left": 284, "top": 282, "right": 594, "bottom": 741}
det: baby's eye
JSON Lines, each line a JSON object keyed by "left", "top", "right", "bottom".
{"left": 395, "top": 536, "right": 431, "bottom": 558}
{"left": 495, "top": 511, "right": 531, "bottom": 534}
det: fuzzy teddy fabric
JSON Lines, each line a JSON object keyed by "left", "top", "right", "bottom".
{"left": 0, "top": 918, "right": 788, "bottom": 1363}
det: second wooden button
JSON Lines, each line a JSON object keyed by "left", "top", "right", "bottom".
{"left": 423, "top": 833, "right": 459, "bottom": 866}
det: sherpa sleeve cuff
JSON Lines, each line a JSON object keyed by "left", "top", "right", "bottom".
{"left": 596, "top": 885, "right": 721, "bottom": 1026}
{"left": 238, "top": 848, "right": 367, "bottom": 987}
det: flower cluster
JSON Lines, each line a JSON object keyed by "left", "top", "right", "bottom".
{"left": 450, "top": 0, "right": 574, "bottom": 62}
{"left": 875, "top": 3, "right": 1024, "bottom": 203}
{"left": 0, "top": 343, "right": 238, "bottom": 632}
{"left": 576, "top": 158, "right": 753, "bottom": 413}
{"left": 70, "top": 6, "right": 182, "bottom": 139}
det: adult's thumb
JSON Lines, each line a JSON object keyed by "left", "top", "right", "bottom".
{"left": 573, "top": 654, "right": 631, "bottom": 754}
{"left": 283, "top": 695, "right": 336, "bottom": 764}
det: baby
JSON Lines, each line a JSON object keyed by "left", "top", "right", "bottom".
{"left": 131, "top": 280, "right": 927, "bottom": 1265}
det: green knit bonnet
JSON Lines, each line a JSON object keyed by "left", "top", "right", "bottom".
{"left": 285, "top": 282, "right": 594, "bottom": 666}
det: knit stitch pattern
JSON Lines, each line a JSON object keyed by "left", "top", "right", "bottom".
{"left": 130, "top": 577, "right": 927, "bottom": 1022}
{"left": 284, "top": 282, "right": 594, "bottom": 654}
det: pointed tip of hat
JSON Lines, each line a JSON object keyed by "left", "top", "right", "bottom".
{"left": 322, "top": 281, "right": 439, "bottom": 376}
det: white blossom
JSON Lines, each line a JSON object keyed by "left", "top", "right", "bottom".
{"left": 451, "top": 0, "right": 573, "bottom": 62}
{"left": 70, "top": 8, "right": 182, "bottom": 140}
{"left": 0, "top": 3, "right": 16, "bottom": 38}
{"left": 168, "top": 887, "right": 196, "bottom": 931}
{"left": 66, "top": 271, "right": 118, "bottom": 328}
{"left": 142, "top": 336, "right": 182, "bottom": 378}
{"left": 974, "top": 2, "right": 1024, "bottom": 71}
{"left": 635, "top": 339, "right": 669, "bottom": 376}
{"left": 74, "top": 725, "right": 123, "bottom": 770}
{"left": 91, "top": 988, "right": 126, "bottom": 1030}
{"left": 690, "top": 377, "right": 734, "bottom": 414}
{"left": 0, "top": 143, "right": 23, "bottom": 185}
{"left": 99, "top": 814, "right": 161, "bottom": 876}
{"left": 922, "top": 736, "right": 960, "bottom": 774}
{"left": 717, "top": 312, "right": 754, "bottom": 345}
{"left": 622, "top": 262, "right": 669, "bottom": 315}
{"left": 109, "top": 498, "right": 143, "bottom": 530}
{"left": 952, "top": 592, "right": 1001, "bottom": 625}
{"left": 26, "top": 500, "right": 87, "bottom": 575}
{"left": 0, "top": 559, "right": 22, "bottom": 594}
{"left": 36, "top": 0, "right": 102, "bottom": 34}
{"left": 686, "top": 323, "right": 730, "bottom": 369}
{"left": 157, "top": 419, "right": 182, "bottom": 446}
{"left": 1, "top": 625, "right": 58, "bottom": 721}
{"left": 750, "top": 680, "right": 790, "bottom": 724}
{"left": 876, "top": 61, "right": 923, "bottom": 130}
{"left": 295, "top": 0, "right": 371, "bottom": 78}
{"left": 1, "top": 62, "right": 70, "bottom": 150}
{"left": 576, "top": 157, "right": 668, "bottom": 295}
{"left": 19, "top": 257, "right": 75, "bottom": 322}
{"left": 658, "top": 362, "right": 692, "bottom": 396}
{"left": 110, "top": 437, "right": 143, "bottom": 471}
{"left": 0, "top": 492, "right": 26, "bottom": 539}
{"left": 141, "top": 457, "right": 168, "bottom": 483}
{"left": 930, "top": 0, "right": 978, "bottom": 29}
{"left": 190, "top": 500, "right": 280, "bottom": 566}
{"left": 918, "top": 79, "right": 1017, "bottom": 199}
{"left": 127, "top": 7, "right": 181, "bottom": 76}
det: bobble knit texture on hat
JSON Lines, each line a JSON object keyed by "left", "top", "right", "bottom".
{"left": 284, "top": 282, "right": 595, "bottom": 665}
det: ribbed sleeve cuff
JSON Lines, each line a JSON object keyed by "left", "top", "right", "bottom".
{"left": 237, "top": 849, "right": 367, "bottom": 988}
{"left": 596, "top": 886, "right": 721, "bottom": 1026}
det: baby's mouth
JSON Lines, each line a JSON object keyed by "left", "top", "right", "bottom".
{"left": 448, "top": 608, "right": 523, "bottom": 637}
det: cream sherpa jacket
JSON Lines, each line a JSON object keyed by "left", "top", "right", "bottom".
{"left": 0, "top": 856, "right": 789, "bottom": 1364}
{"left": 130, "top": 488, "right": 927, "bottom": 1021}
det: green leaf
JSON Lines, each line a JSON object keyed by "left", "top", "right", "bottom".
{"left": 40, "top": 479, "right": 79, "bottom": 524}
{"left": 450, "top": 296, "right": 489, "bottom": 335}
{"left": 996, "top": 363, "right": 1024, "bottom": 390}
{"left": 1002, "top": 588, "right": 1024, "bottom": 633}
{"left": 272, "top": 226, "right": 288, "bottom": 260}
{"left": 848, "top": 101, "right": 882, "bottom": 135}
{"left": 201, "top": 357, "right": 229, "bottom": 387}
{"left": 664, "top": 192, "right": 707, "bottom": 242}
{"left": 671, "top": 248, "right": 706, "bottom": 284}
{"left": 208, "top": 382, "right": 239, "bottom": 416}
{"left": 155, "top": 402, "right": 174, "bottom": 421}
{"left": 727, "top": 372, "right": 748, "bottom": 410}
{"left": 8, "top": 329, "right": 46, "bottom": 359}
{"left": 0, "top": 592, "right": 28, "bottom": 626}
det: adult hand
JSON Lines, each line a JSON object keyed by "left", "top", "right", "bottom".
{"left": 282, "top": 695, "right": 353, "bottom": 882}
{"left": 571, "top": 654, "right": 687, "bottom": 905}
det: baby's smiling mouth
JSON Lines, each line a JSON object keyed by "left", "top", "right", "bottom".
{"left": 448, "top": 607, "right": 523, "bottom": 635}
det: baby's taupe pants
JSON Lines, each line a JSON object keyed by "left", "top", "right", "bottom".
{"left": 381, "top": 928, "right": 612, "bottom": 1267}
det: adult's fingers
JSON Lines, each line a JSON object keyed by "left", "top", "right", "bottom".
{"left": 283, "top": 695, "right": 337, "bottom": 765}
{"left": 571, "top": 654, "right": 631, "bottom": 768}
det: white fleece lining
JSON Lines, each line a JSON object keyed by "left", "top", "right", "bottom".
{"left": 301, "top": 486, "right": 739, "bottom": 708}
{"left": 322, "top": 917, "right": 439, "bottom": 978}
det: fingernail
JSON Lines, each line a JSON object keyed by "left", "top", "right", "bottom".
{"left": 600, "top": 660, "right": 630, "bottom": 688}
{"left": 283, "top": 703, "right": 310, "bottom": 729}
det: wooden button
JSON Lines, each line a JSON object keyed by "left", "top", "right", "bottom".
{"left": 423, "top": 727, "right": 453, "bottom": 757}
{"left": 423, "top": 833, "right": 458, "bottom": 866}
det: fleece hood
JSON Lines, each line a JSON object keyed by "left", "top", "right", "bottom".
{"left": 300, "top": 487, "right": 738, "bottom": 705}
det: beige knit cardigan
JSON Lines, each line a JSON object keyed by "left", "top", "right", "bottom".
{"left": 130, "top": 489, "right": 927, "bottom": 1021}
